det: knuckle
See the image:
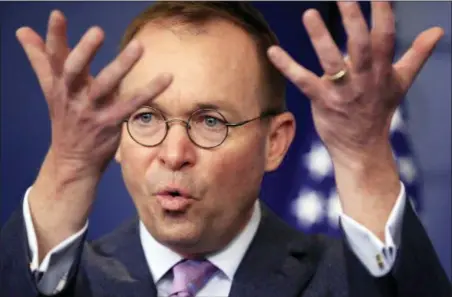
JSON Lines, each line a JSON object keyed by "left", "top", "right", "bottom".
{"left": 352, "top": 82, "right": 367, "bottom": 98}
{"left": 87, "top": 83, "right": 102, "bottom": 101}
{"left": 328, "top": 92, "right": 343, "bottom": 104}
{"left": 288, "top": 66, "right": 305, "bottom": 84}
{"left": 344, "top": 4, "right": 362, "bottom": 20}
{"left": 47, "top": 48, "right": 59, "bottom": 61}
{"left": 99, "top": 106, "right": 122, "bottom": 127}
{"left": 361, "top": 38, "right": 372, "bottom": 52}
{"left": 93, "top": 111, "right": 109, "bottom": 127}
{"left": 63, "top": 62, "right": 77, "bottom": 80}
{"left": 86, "top": 88, "right": 98, "bottom": 102}
{"left": 107, "top": 62, "right": 122, "bottom": 80}
{"left": 326, "top": 59, "right": 344, "bottom": 72}
{"left": 293, "top": 74, "right": 309, "bottom": 90}
{"left": 350, "top": 36, "right": 371, "bottom": 52}
{"left": 77, "top": 101, "right": 92, "bottom": 116}
{"left": 77, "top": 110, "right": 91, "bottom": 125}
{"left": 383, "top": 30, "right": 396, "bottom": 42}
{"left": 62, "top": 62, "right": 71, "bottom": 75}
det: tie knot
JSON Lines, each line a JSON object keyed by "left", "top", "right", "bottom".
{"left": 170, "top": 259, "right": 218, "bottom": 297}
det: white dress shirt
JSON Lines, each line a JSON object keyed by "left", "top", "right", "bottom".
{"left": 139, "top": 201, "right": 261, "bottom": 297}
{"left": 24, "top": 182, "right": 407, "bottom": 296}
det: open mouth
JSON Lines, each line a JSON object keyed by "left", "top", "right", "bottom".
{"left": 167, "top": 190, "right": 182, "bottom": 197}
{"left": 155, "top": 187, "right": 193, "bottom": 211}
{"left": 157, "top": 187, "right": 192, "bottom": 199}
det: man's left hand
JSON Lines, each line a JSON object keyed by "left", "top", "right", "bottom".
{"left": 267, "top": 2, "right": 444, "bottom": 239}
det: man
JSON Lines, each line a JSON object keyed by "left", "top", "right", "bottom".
{"left": 0, "top": 1, "right": 450, "bottom": 297}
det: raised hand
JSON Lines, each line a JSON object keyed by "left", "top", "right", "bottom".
{"left": 267, "top": 2, "right": 444, "bottom": 238}
{"left": 268, "top": 2, "right": 443, "bottom": 165}
{"left": 17, "top": 10, "right": 172, "bottom": 179}
{"left": 17, "top": 10, "right": 172, "bottom": 260}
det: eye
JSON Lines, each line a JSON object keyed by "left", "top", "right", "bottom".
{"left": 190, "top": 109, "right": 227, "bottom": 131}
{"left": 204, "top": 116, "right": 220, "bottom": 127}
{"left": 135, "top": 112, "right": 153, "bottom": 123}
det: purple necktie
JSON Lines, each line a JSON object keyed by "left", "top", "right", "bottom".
{"left": 169, "top": 259, "right": 218, "bottom": 297}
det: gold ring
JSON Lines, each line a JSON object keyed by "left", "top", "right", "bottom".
{"left": 325, "top": 69, "right": 347, "bottom": 82}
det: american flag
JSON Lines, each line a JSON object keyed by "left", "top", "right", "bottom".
{"left": 288, "top": 106, "right": 421, "bottom": 237}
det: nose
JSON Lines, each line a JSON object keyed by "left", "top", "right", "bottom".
{"left": 157, "top": 120, "right": 196, "bottom": 171}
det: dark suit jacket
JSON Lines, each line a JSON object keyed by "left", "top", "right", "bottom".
{"left": 1, "top": 201, "right": 450, "bottom": 297}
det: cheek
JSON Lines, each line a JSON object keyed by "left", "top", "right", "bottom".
{"left": 204, "top": 134, "right": 267, "bottom": 203}
{"left": 118, "top": 138, "right": 158, "bottom": 199}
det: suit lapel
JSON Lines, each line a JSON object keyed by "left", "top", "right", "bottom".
{"left": 229, "top": 204, "right": 318, "bottom": 297}
{"left": 82, "top": 218, "right": 157, "bottom": 297}
{"left": 82, "top": 205, "right": 323, "bottom": 297}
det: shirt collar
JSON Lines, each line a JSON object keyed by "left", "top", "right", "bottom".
{"left": 139, "top": 200, "right": 262, "bottom": 282}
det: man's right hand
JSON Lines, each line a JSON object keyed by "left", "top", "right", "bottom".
{"left": 16, "top": 10, "right": 172, "bottom": 262}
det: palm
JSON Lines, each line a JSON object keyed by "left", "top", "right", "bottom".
{"left": 268, "top": 2, "right": 443, "bottom": 162}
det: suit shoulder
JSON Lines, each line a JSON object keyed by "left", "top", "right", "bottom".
{"left": 87, "top": 217, "right": 139, "bottom": 256}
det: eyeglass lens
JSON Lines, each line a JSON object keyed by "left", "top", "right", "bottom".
{"left": 127, "top": 106, "right": 229, "bottom": 148}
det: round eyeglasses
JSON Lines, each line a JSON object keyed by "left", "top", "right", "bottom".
{"left": 125, "top": 106, "right": 281, "bottom": 149}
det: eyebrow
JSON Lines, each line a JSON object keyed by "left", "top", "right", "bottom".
{"left": 147, "top": 100, "right": 241, "bottom": 119}
{"left": 194, "top": 102, "right": 235, "bottom": 112}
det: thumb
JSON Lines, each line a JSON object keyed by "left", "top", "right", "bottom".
{"left": 394, "top": 27, "right": 444, "bottom": 91}
{"left": 16, "top": 27, "right": 54, "bottom": 92}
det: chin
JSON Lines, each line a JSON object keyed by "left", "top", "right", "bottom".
{"left": 157, "top": 230, "right": 207, "bottom": 256}
{"left": 139, "top": 201, "right": 227, "bottom": 255}
{"left": 150, "top": 214, "right": 205, "bottom": 249}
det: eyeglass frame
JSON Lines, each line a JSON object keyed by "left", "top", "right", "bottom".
{"left": 123, "top": 106, "right": 284, "bottom": 149}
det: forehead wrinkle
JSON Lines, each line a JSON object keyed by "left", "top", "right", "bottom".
{"left": 122, "top": 18, "right": 263, "bottom": 117}
{"left": 148, "top": 92, "right": 242, "bottom": 119}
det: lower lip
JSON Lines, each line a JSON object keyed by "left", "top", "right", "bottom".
{"left": 156, "top": 194, "right": 192, "bottom": 211}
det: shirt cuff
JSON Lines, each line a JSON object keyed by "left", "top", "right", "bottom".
{"left": 23, "top": 186, "right": 88, "bottom": 273}
{"left": 340, "top": 181, "right": 406, "bottom": 277}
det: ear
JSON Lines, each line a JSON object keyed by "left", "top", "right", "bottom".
{"left": 115, "top": 126, "right": 125, "bottom": 163}
{"left": 265, "top": 112, "right": 296, "bottom": 172}
{"left": 115, "top": 145, "right": 122, "bottom": 163}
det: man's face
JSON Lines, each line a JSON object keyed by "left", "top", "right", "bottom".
{"left": 117, "top": 19, "right": 273, "bottom": 255}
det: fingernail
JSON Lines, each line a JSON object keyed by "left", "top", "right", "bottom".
{"left": 126, "top": 40, "right": 141, "bottom": 55}
{"left": 159, "top": 73, "right": 173, "bottom": 84}
{"left": 267, "top": 47, "right": 277, "bottom": 58}
{"left": 88, "top": 26, "right": 102, "bottom": 42}
{"left": 16, "top": 27, "right": 26, "bottom": 39}
{"left": 51, "top": 10, "right": 60, "bottom": 18}
{"left": 267, "top": 47, "right": 282, "bottom": 64}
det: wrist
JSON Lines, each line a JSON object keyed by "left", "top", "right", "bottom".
{"left": 29, "top": 149, "right": 99, "bottom": 240}
{"left": 46, "top": 147, "right": 104, "bottom": 183}
{"left": 331, "top": 143, "right": 401, "bottom": 240}
{"left": 328, "top": 138, "right": 394, "bottom": 170}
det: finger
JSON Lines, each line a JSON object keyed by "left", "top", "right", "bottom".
{"left": 102, "top": 73, "right": 173, "bottom": 125}
{"left": 46, "top": 10, "right": 70, "bottom": 75}
{"left": 337, "top": 2, "right": 372, "bottom": 72}
{"left": 63, "top": 26, "right": 104, "bottom": 86}
{"left": 267, "top": 45, "right": 323, "bottom": 100}
{"left": 16, "top": 27, "right": 54, "bottom": 92}
{"left": 371, "top": 2, "right": 396, "bottom": 68}
{"left": 394, "top": 27, "right": 444, "bottom": 91}
{"left": 302, "top": 9, "right": 346, "bottom": 76}
{"left": 91, "top": 39, "right": 143, "bottom": 100}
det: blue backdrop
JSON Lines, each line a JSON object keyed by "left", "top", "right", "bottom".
{"left": 1, "top": 1, "right": 449, "bottom": 278}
